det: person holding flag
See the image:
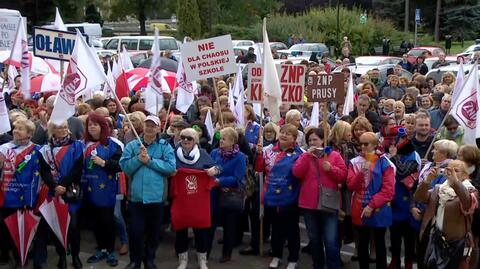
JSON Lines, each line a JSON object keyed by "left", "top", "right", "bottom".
{"left": 82, "top": 112, "right": 124, "bottom": 267}
{"left": 36, "top": 120, "right": 85, "bottom": 269}
{"left": 0, "top": 118, "right": 53, "bottom": 267}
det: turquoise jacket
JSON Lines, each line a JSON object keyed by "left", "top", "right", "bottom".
{"left": 120, "top": 137, "right": 176, "bottom": 204}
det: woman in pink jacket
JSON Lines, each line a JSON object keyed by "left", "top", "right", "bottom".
{"left": 292, "top": 127, "right": 347, "bottom": 269}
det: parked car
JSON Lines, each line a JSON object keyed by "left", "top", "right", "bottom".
{"left": 255, "top": 42, "right": 288, "bottom": 51}
{"left": 407, "top": 46, "right": 445, "bottom": 64}
{"left": 425, "top": 64, "right": 477, "bottom": 83}
{"left": 278, "top": 43, "right": 329, "bottom": 57}
{"left": 104, "top": 36, "right": 179, "bottom": 52}
{"left": 424, "top": 56, "right": 458, "bottom": 70}
{"left": 355, "top": 56, "right": 402, "bottom": 66}
{"left": 333, "top": 64, "right": 413, "bottom": 84}
{"left": 232, "top": 40, "right": 255, "bottom": 47}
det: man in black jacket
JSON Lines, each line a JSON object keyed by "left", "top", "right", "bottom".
{"left": 349, "top": 94, "right": 381, "bottom": 132}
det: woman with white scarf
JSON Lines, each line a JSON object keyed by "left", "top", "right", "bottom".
{"left": 173, "top": 128, "right": 219, "bottom": 269}
{"left": 414, "top": 160, "right": 478, "bottom": 269}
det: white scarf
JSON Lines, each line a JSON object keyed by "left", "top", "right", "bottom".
{"left": 176, "top": 145, "right": 200, "bottom": 165}
{"left": 436, "top": 179, "right": 475, "bottom": 231}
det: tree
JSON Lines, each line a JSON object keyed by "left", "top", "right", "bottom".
{"left": 434, "top": 0, "right": 441, "bottom": 43}
{"left": 85, "top": 4, "right": 104, "bottom": 26}
{"left": 177, "top": 0, "right": 202, "bottom": 39}
{"left": 404, "top": 0, "right": 409, "bottom": 32}
{"left": 110, "top": 0, "right": 155, "bottom": 34}
{"left": 197, "top": 0, "right": 216, "bottom": 35}
{"left": 441, "top": 3, "right": 480, "bottom": 41}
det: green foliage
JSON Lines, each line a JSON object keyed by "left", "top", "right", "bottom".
{"left": 207, "top": 24, "right": 257, "bottom": 39}
{"left": 440, "top": 4, "right": 480, "bottom": 40}
{"left": 85, "top": 4, "right": 104, "bottom": 26}
{"left": 177, "top": 0, "right": 202, "bottom": 39}
{"left": 247, "top": 7, "right": 409, "bottom": 56}
{"left": 53, "top": 0, "right": 86, "bottom": 22}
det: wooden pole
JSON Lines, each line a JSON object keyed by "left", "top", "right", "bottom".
{"left": 212, "top": 81, "right": 224, "bottom": 128}
{"left": 258, "top": 102, "right": 264, "bottom": 256}
{"left": 1, "top": 18, "right": 22, "bottom": 94}
{"left": 322, "top": 106, "right": 330, "bottom": 148}
{"left": 162, "top": 96, "right": 173, "bottom": 133}
{"left": 59, "top": 61, "right": 65, "bottom": 83}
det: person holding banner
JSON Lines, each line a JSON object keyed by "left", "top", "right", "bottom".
{"left": 82, "top": 113, "right": 123, "bottom": 267}
{"left": 256, "top": 124, "right": 303, "bottom": 269}
{"left": 36, "top": 121, "right": 85, "bottom": 269}
{"left": 119, "top": 115, "right": 176, "bottom": 269}
{"left": 0, "top": 118, "right": 52, "bottom": 267}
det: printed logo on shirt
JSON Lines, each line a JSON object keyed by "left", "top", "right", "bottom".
{"left": 185, "top": 175, "right": 198, "bottom": 194}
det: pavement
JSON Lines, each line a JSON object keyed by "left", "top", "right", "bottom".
{"left": 0, "top": 224, "right": 417, "bottom": 269}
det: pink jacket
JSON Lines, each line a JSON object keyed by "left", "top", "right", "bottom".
{"left": 292, "top": 151, "right": 347, "bottom": 210}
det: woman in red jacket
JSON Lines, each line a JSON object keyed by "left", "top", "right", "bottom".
{"left": 347, "top": 132, "right": 395, "bottom": 269}
{"left": 292, "top": 127, "right": 347, "bottom": 269}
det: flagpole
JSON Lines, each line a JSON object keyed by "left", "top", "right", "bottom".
{"left": 423, "top": 63, "right": 476, "bottom": 159}
{"left": 0, "top": 18, "right": 22, "bottom": 93}
{"left": 258, "top": 102, "right": 264, "bottom": 256}
{"left": 162, "top": 96, "right": 174, "bottom": 133}
{"left": 212, "top": 81, "right": 224, "bottom": 128}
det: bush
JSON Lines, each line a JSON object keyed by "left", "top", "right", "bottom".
{"left": 249, "top": 6, "right": 411, "bottom": 56}
{"left": 206, "top": 24, "right": 257, "bottom": 40}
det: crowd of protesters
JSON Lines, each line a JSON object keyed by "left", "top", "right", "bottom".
{"left": 0, "top": 39, "right": 479, "bottom": 269}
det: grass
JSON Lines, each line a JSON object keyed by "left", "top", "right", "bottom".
{"left": 416, "top": 34, "right": 476, "bottom": 54}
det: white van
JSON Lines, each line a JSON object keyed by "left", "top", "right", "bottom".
{"left": 65, "top": 23, "right": 102, "bottom": 40}
{"left": 104, "top": 35, "right": 179, "bottom": 52}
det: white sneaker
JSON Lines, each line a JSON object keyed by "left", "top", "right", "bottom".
{"left": 286, "top": 262, "right": 297, "bottom": 269}
{"left": 269, "top": 257, "right": 281, "bottom": 269}
{"left": 177, "top": 252, "right": 188, "bottom": 269}
{"left": 197, "top": 252, "right": 208, "bottom": 269}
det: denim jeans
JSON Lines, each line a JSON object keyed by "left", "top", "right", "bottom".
{"left": 303, "top": 209, "right": 341, "bottom": 269}
{"left": 114, "top": 199, "right": 128, "bottom": 244}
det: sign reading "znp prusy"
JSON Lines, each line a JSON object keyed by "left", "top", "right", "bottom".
{"left": 33, "top": 27, "right": 88, "bottom": 61}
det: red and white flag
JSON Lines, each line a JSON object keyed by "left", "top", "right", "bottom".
{"left": 451, "top": 63, "right": 480, "bottom": 144}
{"left": 262, "top": 18, "right": 281, "bottom": 122}
{"left": 175, "top": 58, "right": 196, "bottom": 113}
{"left": 9, "top": 17, "right": 30, "bottom": 99}
{"left": 50, "top": 31, "right": 105, "bottom": 125}
{"left": 114, "top": 51, "right": 131, "bottom": 99}
{"left": 145, "top": 28, "right": 164, "bottom": 115}
{"left": 7, "top": 65, "right": 18, "bottom": 93}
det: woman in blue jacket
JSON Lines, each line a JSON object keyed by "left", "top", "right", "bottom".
{"left": 211, "top": 127, "right": 247, "bottom": 263}
{"left": 255, "top": 124, "right": 303, "bottom": 269}
{"left": 82, "top": 113, "right": 123, "bottom": 267}
{"left": 36, "top": 121, "right": 85, "bottom": 269}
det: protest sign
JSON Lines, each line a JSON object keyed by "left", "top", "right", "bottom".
{"left": 305, "top": 73, "right": 345, "bottom": 103}
{"left": 247, "top": 63, "right": 306, "bottom": 104}
{"left": 180, "top": 35, "right": 236, "bottom": 82}
{"left": 0, "top": 15, "right": 20, "bottom": 51}
{"left": 33, "top": 27, "right": 88, "bottom": 61}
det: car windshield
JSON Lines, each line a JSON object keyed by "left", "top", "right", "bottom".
{"left": 356, "top": 58, "right": 382, "bottom": 66}
{"left": 408, "top": 49, "right": 426, "bottom": 57}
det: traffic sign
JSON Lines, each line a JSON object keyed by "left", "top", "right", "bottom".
{"left": 415, "top": 9, "right": 421, "bottom": 23}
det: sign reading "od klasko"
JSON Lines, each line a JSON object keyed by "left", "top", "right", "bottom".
{"left": 247, "top": 63, "right": 306, "bottom": 105}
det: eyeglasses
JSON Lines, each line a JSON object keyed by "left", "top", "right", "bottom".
{"left": 180, "top": 135, "right": 194, "bottom": 141}
{"left": 360, "top": 142, "right": 370, "bottom": 147}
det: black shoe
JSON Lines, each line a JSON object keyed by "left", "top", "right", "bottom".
{"left": 57, "top": 256, "right": 67, "bottom": 269}
{"left": 239, "top": 247, "right": 259, "bottom": 256}
{"left": 301, "top": 243, "right": 311, "bottom": 254}
{"left": 219, "top": 256, "right": 231, "bottom": 263}
{"left": 0, "top": 253, "right": 9, "bottom": 265}
{"left": 124, "top": 262, "right": 141, "bottom": 269}
{"left": 34, "top": 263, "right": 48, "bottom": 269}
{"left": 144, "top": 260, "right": 157, "bottom": 269}
{"left": 72, "top": 256, "right": 83, "bottom": 269}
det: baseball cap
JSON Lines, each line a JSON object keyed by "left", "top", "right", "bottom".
{"left": 144, "top": 115, "right": 160, "bottom": 126}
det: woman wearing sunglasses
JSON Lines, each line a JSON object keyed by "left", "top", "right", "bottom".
{"left": 172, "top": 128, "right": 219, "bottom": 269}
{"left": 347, "top": 132, "right": 395, "bottom": 269}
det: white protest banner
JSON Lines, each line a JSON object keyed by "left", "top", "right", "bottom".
{"left": 180, "top": 35, "right": 236, "bottom": 82}
{"left": 247, "top": 63, "right": 306, "bottom": 104}
{"left": 33, "top": 27, "right": 88, "bottom": 61}
{"left": 0, "top": 15, "right": 20, "bottom": 51}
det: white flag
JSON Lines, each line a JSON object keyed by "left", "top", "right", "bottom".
{"left": 145, "top": 28, "right": 164, "bottom": 115}
{"left": 120, "top": 46, "right": 134, "bottom": 71}
{"left": 0, "top": 96, "right": 11, "bottom": 134}
{"left": 253, "top": 103, "right": 261, "bottom": 117}
{"left": 451, "top": 63, "right": 479, "bottom": 144}
{"left": 234, "top": 88, "right": 245, "bottom": 127}
{"left": 342, "top": 72, "right": 354, "bottom": 116}
{"left": 112, "top": 58, "right": 121, "bottom": 79}
{"left": 175, "top": 58, "right": 196, "bottom": 113}
{"left": 255, "top": 43, "right": 263, "bottom": 64}
{"left": 50, "top": 31, "right": 106, "bottom": 125}
{"left": 452, "top": 60, "right": 464, "bottom": 105}
{"left": 262, "top": 18, "right": 282, "bottom": 122}
{"left": 104, "top": 63, "right": 115, "bottom": 98}
{"left": 205, "top": 109, "right": 215, "bottom": 144}
{"left": 232, "top": 64, "right": 244, "bottom": 100}
{"left": 9, "top": 17, "right": 30, "bottom": 99}
{"left": 54, "top": 7, "right": 67, "bottom": 31}
{"left": 7, "top": 65, "right": 18, "bottom": 93}
{"left": 228, "top": 83, "right": 235, "bottom": 111}
{"left": 309, "top": 102, "right": 319, "bottom": 127}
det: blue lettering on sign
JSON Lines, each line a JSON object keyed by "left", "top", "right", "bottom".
{"left": 35, "top": 35, "right": 45, "bottom": 50}
{"left": 45, "top": 36, "right": 52, "bottom": 52}
{"left": 35, "top": 34, "right": 76, "bottom": 56}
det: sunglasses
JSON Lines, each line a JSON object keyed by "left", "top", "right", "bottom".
{"left": 180, "top": 135, "right": 194, "bottom": 141}
{"left": 360, "top": 142, "right": 370, "bottom": 147}
{"left": 447, "top": 126, "right": 458, "bottom": 131}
